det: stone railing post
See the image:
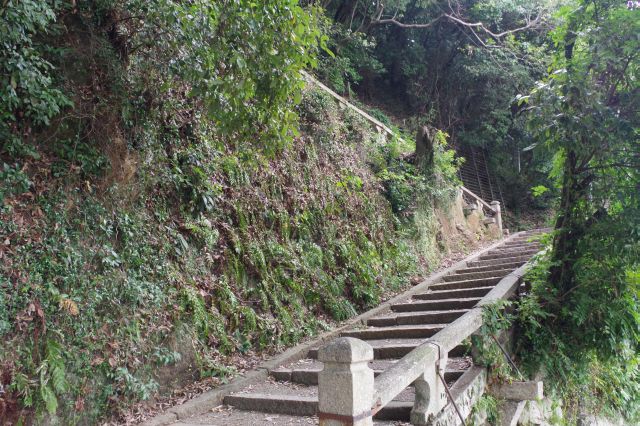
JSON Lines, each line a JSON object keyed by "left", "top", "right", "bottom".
{"left": 490, "top": 200, "right": 503, "bottom": 236}
{"left": 318, "top": 337, "right": 374, "bottom": 426}
{"left": 410, "top": 347, "right": 448, "bottom": 425}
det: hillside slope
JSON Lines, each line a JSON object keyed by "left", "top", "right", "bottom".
{"left": 0, "top": 3, "right": 504, "bottom": 424}
{"left": 1, "top": 81, "right": 500, "bottom": 425}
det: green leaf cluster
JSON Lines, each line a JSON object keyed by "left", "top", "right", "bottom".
{"left": 516, "top": 1, "right": 640, "bottom": 420}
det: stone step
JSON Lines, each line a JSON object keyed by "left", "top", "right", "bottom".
{"left": 308, "top": 338, "right": 467, "bottom": 360}
{"left": 390, "top": 297, "right": 481, "bottom": 312}
{"left": 373, "top": 401, "right": 412, "bottom": 422}
{"left": 442, "top": 268, "right": 513, "bottom": 282}
{"left": 481, "top": 248, "right": 524, "bottom": 257}
{"left": 175, "top": 408, "right": 321, "bottom": 425}
{"left": 367, "top": 309, "right": 469, "bottom": 327}
{"left": 157, "top": 229, "right": 553, "bottom": 426}
{"left": 492, "top": 244, "right": 540, "bottom": 252}
{"left": 456, "top": 261, "right": 525, "bottom": 274}
{"left": 413, "top": 286, "right": 494, "bottom": 301}
{"left": 508, "top": 233, "right": 546, "bottom": 242}
{"left": 223, "top": 383, "right": 415, "bottom": 421}
{"left": 428, "top": 277, "right": 502, "bottom": 291}
{"left": 498, "top": 245, "right": 540, "bottom": 253}
{"left": 466, "top": 255, "right": 532, "bottom": 268}
{"left": 270, "top": 359, "right": 467, "bottom": 386}
{"left": 224, "top": 394, "right": 318, "bottom": 417}
{"left": 196, "top": 398, "right": 430, "bottom": 424}
{"left": 341, "top": 324, "right": 444, "bottom": 339}
{"left": 506, "top": 238, "right": 539, "bottom": 245}
{"left": 510, "top": 234, "right": 540, "bottom": 239}
{"left": 502, "top": 241, "right": 541, "bottom": 247}
{"left": 478, "top": 249, "right": 538, "bottom": 261}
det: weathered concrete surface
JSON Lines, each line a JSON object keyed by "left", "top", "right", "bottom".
{"left": 224, "top": 394, "right": 318, "bottom": 417}
{"left": 466, "top": 255, "right": 532, "bottom": 268}
{"left": 443, "top": 269, "right": 512, "bottom": 282}
{"left": 430, "top": 367, "right": 487, "bottom": 426}
{"left": 519, "top": 399, "right": 563, "bottom": 425}
{"left": 455, "top": 261, "right": 525, "bottom": 274}
{"left": 318, "top": 338, "right": 374, "bottom": 426}
{"left": 489, "top": 381, "right": 543, "bottom": 401}
{"left": 478, "top": 249, "right": 539, "bottom": 261}
{"left": 428, "top": 277, "right": 503, "bottom": 291}
{"left": 170, "top": 406, "right": 406, "bottom": 425}
{"left": 497, "top": 400, "right": 526, "bottom": 426}
{"left": 391, "top": 298, "right": 481, "bottom": 312}
{"left": 341, "top": 324, "right": 444, "bottom": 340}
{"left": 413, "top": 286, "right": 493, "bottom": 301}
{"left": 410, "top": 355, "right": 448, "bottom": 425}
{"left": 143, "top": 412, "right": 178, "bottom": 426}
{"left": 367, "top": 310, "right": 469, "bottom": 327}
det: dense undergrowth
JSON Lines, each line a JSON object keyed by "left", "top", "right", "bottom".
{"left": 511, "top": 2, "right": 640, "bottom": 423}
{"left": 516, "top": 233, "right": 640, "bottom": 424}
{"left": 0, "top": 1, "right": 468, "bottom": 423}
{"left": 1, "top": 87, "right": 455, "bottom": 423}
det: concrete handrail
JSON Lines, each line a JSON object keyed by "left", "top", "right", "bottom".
{"left": 371, "top": 240, "right": 530, "bottom": 415}
{"left": 461, "top": 186, "right": 497, "bottom": 214}
{"left": 303, "top": 70, "right": 499, "bottom": 232}
{"left": 301, "top": 70, "right": 398, "bottom": 139}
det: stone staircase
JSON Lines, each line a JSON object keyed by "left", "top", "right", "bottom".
{"left": 163, "top": 230, "right": 546, "bottom": 426}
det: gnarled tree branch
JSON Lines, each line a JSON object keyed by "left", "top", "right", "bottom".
{"left": 370, "top": 1, "right": 547, "bottom": 44}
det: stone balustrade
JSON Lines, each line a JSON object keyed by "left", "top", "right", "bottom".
{"left": 317, "top": 261, "right": 530, "bottom": 425}
{"left": 303, "top": 69, "right": 503, "bottom": 240}
{"left": 460, "top": 187, "right": 503, "bottom": 236}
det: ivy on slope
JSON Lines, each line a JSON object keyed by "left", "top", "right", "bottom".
{"left": 0, "top": 0, "right": 468, "bottom": 423}
{"left": 0, "top": 2, "right": 464, "bottom": 423}
{"left": 0, "top": 84, "right": 446, "bottom": 423}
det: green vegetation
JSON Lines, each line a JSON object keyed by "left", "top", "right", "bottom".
{"left": 472, "top": 301, "right": 520, "bottom": 383}
{"left": 1, "top": 0, "right": 638, "bottom": 424}
{"left": 315, "top": 1, "right": 639, "bottom": 422}
{"left": 303, "top": 0, "right": 553, "bottom": 217}
{"left": 0, "top": 2, "right": 468, "bottom": 423}
{"left": 513, "top": 1, "right": 639, "bottom": 422}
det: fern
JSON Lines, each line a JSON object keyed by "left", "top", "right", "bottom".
{"left": 40, "top": 384, "right": 58, "bottom": 416}
{"left": 10, "top": 371, "right": 32, "bottom": 407}
{"left": 32, "top": 338, "right": 68, "bottom": 415}
{"left": 46, "top": 339, "right": 67, "bottom": 393}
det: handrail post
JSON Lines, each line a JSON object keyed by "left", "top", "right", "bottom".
{"left": 410, "top": 346, "right": 449, "bottom": 425}
{"left": 318, "top": 337, "right": 374, "bottom": 426}
{"left": 490, "top": 200, "right": 503, "bottom": 237}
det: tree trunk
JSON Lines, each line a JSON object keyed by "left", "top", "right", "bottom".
{"left": 549, "top": 150, "right": 577, "bottom": 298}
{"left": 415, "top": 126, "right": 435, "bottom": 171}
